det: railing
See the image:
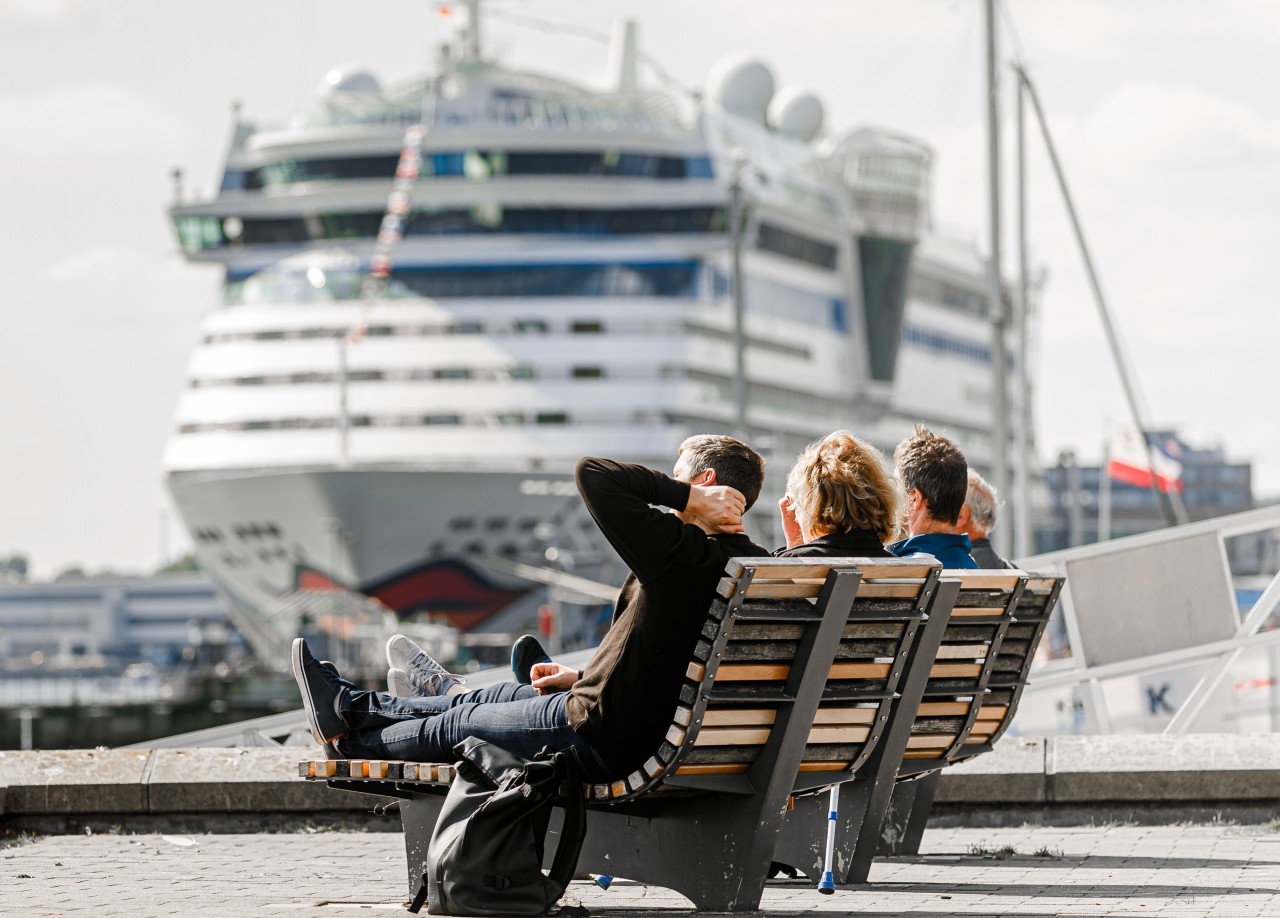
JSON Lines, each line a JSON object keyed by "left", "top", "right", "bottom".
{"left": 1016, "top": 504, "right": 1280, "bottom": 734}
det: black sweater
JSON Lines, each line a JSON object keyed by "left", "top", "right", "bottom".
{"left": 774, "top": 527, "right": 893, "bottom": 558}
{"left": 566, "top": 457, "right": 769, "bottom": 776}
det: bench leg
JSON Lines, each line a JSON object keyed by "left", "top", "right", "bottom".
{"left": 399, "top": 795, "right": 445, "bottom": 912}
{"left": 576, "top": 794, "right": 781, "bottom": 911}
{"left": 879, "top": 771, "right": 939, "bottom": 857}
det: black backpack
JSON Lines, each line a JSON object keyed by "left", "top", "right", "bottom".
{"left": 424, "top": 737, "right": 587, "bottom": 916}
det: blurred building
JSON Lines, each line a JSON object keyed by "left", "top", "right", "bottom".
{"left": 0, "top": 574, "right": 232, "bottom": 674}
{"left": 1038, "top": 432, "right": 1267, "bottom": 572}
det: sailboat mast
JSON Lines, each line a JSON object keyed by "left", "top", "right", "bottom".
{"left": 985, "top": 0, "right": 1012, "bottom": 549}
{"left": 1015, "top": 64, "right": 1188, "bottom": 527}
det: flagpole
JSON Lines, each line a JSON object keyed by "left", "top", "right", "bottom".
{"left": 1015, "top": 64, "right": 1186, "bottom": 527}
{"left": 1098, "top": 438, "right": 1111, "bottom": 542}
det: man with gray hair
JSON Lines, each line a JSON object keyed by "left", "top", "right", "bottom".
{"left": 957, "top": 468, "right": 1014, "bottom": 570}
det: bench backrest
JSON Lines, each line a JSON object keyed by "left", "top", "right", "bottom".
{"left": 587, "top": 556, "right": 946, "bottom": 802}
{"left": 955, "top": 573, "right": 1065, "bottom": 757}
{"left": 901, "top": 570, "right": 1027, "bottom": 764}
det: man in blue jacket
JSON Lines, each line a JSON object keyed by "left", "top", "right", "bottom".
{"left": 887, "top": 425, "right": 979, "bottom": 569}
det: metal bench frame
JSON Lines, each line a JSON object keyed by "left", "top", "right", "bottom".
{"left": 301, "top": 556, "right": 962, "bottom": 911}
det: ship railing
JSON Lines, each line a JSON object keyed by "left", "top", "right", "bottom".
{"left": 1014, "top": 503, "right": 1280, "bottom": 733}
{"left": 287, "top": 89, "right": 689, "bottom": 137}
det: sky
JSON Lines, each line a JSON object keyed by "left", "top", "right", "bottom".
{"left": 1, "top": 0, "right": 1277, "bottom": 578}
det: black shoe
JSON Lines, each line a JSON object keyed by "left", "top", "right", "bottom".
{"left": 292, "top": 638, "right": 348, "bottom": 757}
{"left": 319, "top": 659, "right": 358, "bottom": 691}
{"left": 511, "top": 634, "right": 552, "bottom": 685}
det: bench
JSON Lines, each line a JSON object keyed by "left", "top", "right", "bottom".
{"left": 772, "top": 567, "right": 1033, "bottom": 883}
{"left": 300, "top": 555, "right": 961, "bottom": 911}
{"left": 874, "top": 572, "right": 1066, "bottom": 866}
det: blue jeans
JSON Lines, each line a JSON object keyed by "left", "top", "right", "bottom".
{"left": 338, "top": 683, "right": 613, "bottom": 783}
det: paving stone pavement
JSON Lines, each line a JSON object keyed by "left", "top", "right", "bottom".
{"left": 1, "top": 823, "right": 1278, "bottom": 916}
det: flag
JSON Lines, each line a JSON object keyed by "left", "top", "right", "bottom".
{"left": 1107, "top": 427, "right": 1183, "bottom": 493}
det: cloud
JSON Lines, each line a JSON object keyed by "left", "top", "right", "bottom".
{"left": 0, "top": 81, "right": 198, "bottom": 159}
{"left": 1079, "top": 80, "right": 1280, "bottom": 171}
{"left": 0, "top": 0, "right": 80, "bottom": 25}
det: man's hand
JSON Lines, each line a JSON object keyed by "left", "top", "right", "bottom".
{"left": 531, "top": 662, "right": 579, "bottom": 695}
{"left": 779, "top": 495, "right": 804, "bottom": 549}
{"left": 686, "top": 483, "right": 746, "bottom": 533}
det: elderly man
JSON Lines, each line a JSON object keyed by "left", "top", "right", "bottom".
{"left": 887, "top": 424, "right": 979, "bottom": 569}
{"left": 958, "top": 468, "right": 1014, "bottom": 569}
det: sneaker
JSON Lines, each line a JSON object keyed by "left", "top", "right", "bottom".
{"left": 291, "top": 638, "right": 348, "bottom": 757}
{"left": 385, "top": 634, "right": 465, "bottom": 696}
{"left": 511, "top": 634, "right": 551, "bottom": 685}
{"left": 320, "top": 659, "right": 358, "bottom": 691}
{"left": 387, "top": 667, "right": 416, "bottom": 698}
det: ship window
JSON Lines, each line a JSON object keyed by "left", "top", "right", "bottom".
{"left": 514, "top": 319, "right": 549, "bottom": 334}
{"left": 223, "top": 262, "right": 701, "bottom": 304}
{"left": 535, "top": 412, "right": 569, "bottom": 425}
{"left": 448, "top": 518, "right": 475, "bottom": 532}
{"left": 173, "top": 215, "right": 224, "bottom": 254}
{"left": 453, "top": 322, "right": 483, "bottom": 334}
{"left": 463, "top": 541, "right": 485, "bottom": 555}
{"left": 485, "top": 517, "right": 508, "bottom": 531}
{"left": 571, "top": 321, "right": 603, "bottom": 334}
{"left": 509, "top": 367, "right": 536, "bottom": 380}
{"left": 572, "top": 366, "right": 604, "bottom": 379}
{"left": 517, "top": 518, "right": 539, "bottom": 532}
{"left": 348, "top": 370, "right": 383, "bottom": 382}
{"left": 685, "top": 156, "right": 714, "bottom": 178}
{"left": 434, "top": 368, "right": 471, "bottom": 380}
{"left": 756, "top": 222, "right": 839, "bottom": 270}
{"left": 423, "top": 414, "right": 461, "bottom": 425}
{"left": 217, "top": 207, "right": 725, "bottom": 252}
{"left": 244, "top": 150, "right": 716, "bottom": 187}
{"left": 495, "top": 411, "right": 525, "bottom": 425}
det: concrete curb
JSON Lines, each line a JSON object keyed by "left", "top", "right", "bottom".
{"left": 935, "top": 733, "right": 1280, "bottom": 804}
{"left": 0, "top": 748, "right": 378, "bottom": 816}
{"left": 2, "top": 733, "right": 1278, "bottom": 818}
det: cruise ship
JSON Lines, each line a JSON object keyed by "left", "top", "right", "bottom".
{"left": 164, "top": 4, "right": 1028, "bottom": 659}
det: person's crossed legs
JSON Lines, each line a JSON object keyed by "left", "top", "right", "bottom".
{"left": 291, "top": 638, "right": 612, "bottom": 783}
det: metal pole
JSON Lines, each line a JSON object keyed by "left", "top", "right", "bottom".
{"left": 729, "top": 159, "right": 749, "bottom": 441}
{"left": 1013, "top": 62, "right": 1032, "bottom": 558}
{"left": 1098, "top": 440, "right": 1112, "bottom": 541}
{"left": 1016, "top": 65, "right": 1186, "bottom": 526}
{"left": 985, "top": 0, "right": 1011, "bottom": 550}
{"left": 337, "top": 335, "right": 350, "bottom": 469}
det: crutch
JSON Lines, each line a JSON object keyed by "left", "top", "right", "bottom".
{"left": 817, "top": 785, "right": 839, "bottom": 894}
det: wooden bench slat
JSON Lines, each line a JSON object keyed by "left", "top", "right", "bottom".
{"left": 703, "top": 708, "right": 775, "bottom": 727}
{"left": 974, "top": 704, "right": 1009, "bottom": 721}
{"left": 927, "top": 662, "right": 983, "bottom": 678}
{"left": 949, "top": 606, "right": 1015, "bottom": 618}
{"left": 808, "top": 725, "right": 871, "bottom": 744}
{"left": 674, "top": 763, "right": 750, "bottom": 776}
{"left": 723, "top": 558, "right": 938, "bottom": 580}
{"left": 906, "top": 734, "right": 958, "bottom": 750}
{"left": 695, "top": 726, "right": 771, "bottom": 746}
{"left": 934, "top": 643, "right": 990, "bottom": 659}
{"left": 917, "top": 701, "right": 972, "bottom": 716}
{"left": 715, "top": 661, "right": 894, "bottom": 682}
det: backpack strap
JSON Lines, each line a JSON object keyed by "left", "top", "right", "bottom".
{"left": 546, "top": 751, "right": 587, "bottom": 895}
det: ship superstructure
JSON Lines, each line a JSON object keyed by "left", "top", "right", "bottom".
{"left": 164, "top": 6, "right": 1029, "bottom": 658}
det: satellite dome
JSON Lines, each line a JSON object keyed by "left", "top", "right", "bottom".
{"left": 769, "top": 86, "right": 825, "bottom": 142}
{"left": 318, "top": 64, "right": 383, "bottom": 100}
{"left": 706, "top": 55, "right": 776, "bottom": 124}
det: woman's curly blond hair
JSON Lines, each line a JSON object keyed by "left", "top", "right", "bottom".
{"left": 786, "top": 430, "right": 899, "bottom": 543}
